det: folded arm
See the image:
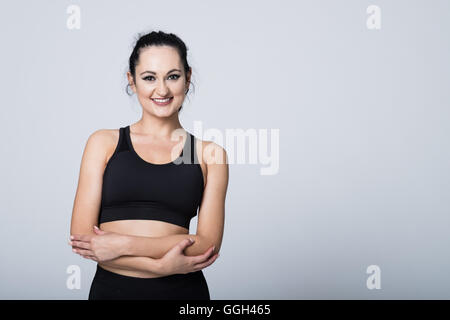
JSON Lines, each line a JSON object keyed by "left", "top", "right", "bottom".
{"left": 99, "top": 255, "right": 162, "bottom": 276}
{"left": 121, "top": 233, "right": 214, "bottom": 259}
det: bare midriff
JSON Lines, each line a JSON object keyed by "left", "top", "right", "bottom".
{"left": 98, "top": 220, "right": 189, "bottom": 278}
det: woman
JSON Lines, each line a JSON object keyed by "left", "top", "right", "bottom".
{"left": 69, "top": 30, "right": 228, "bottom": 300}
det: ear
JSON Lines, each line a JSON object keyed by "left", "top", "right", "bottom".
{"left": 127, "top": 71, "right": 136, "bottom": 93}
{"left": 186, "top": 67, "right": 192, "bottom": 84}
{"left": 185, "top": 68, "right": 192, "bottom": 92}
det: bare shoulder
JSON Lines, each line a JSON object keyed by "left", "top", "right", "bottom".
{"left": 85, "top": 128, "right": 119, "bottom": 165}
{"left": 99, "top": 128, "right": 119, "bottom": 147}
{"left": 195, "top": 138, "right": 228, "bottom": 166}
{"left": 193, "top": 137, "right": 228, "bottom": 189}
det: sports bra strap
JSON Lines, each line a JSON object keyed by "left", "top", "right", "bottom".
{"left": 189, "top": 134, "right": 196, "bottom": 164}
{"left": 182, "top": 133, "right": 198, "bottom": 164}
{"left": 117, "top": 127, "right": 131, "bottom": 153}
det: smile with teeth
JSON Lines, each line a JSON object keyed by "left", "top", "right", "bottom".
{"left": 152, "top": 97, "right": 173, "bottom": 102}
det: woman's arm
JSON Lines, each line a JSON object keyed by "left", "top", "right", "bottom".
{"left": 69, "top": 130, "right": 161, "bottom": 275}
{"left": 70, "top": 130, "right": 108, "bottom": 239}
{"left": 121, "top": 233, "right": 212, "bottom": 258}
{"left": 74, "top": 237, "right": 218, "bottom": 277}
{"left": 99, "top": 256, "right": 162, "bottom": 276}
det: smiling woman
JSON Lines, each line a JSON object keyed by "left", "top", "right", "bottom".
{"left": 69, "top": 30, "right": 229, "bottom": 300}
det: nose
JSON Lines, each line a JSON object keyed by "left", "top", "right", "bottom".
{"left": 155, "top": 80, "right": 169, "bottom": 96}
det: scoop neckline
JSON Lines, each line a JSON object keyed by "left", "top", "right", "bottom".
{"left": 126, "top": 125, "right": 188, "bottom": 166}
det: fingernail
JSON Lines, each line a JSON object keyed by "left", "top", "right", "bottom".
{"left": 189, "top": 238, "right": 194, "bottom": 243}
{"left": 212, "top": 246, "right": 215, "bottom": 251}
{"left": 70, "top": 235, "right": 74, "bottom": 240}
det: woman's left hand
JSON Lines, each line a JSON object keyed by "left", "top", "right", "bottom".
{"left": 69, "top": 226, "right": 127, "bottom": 262}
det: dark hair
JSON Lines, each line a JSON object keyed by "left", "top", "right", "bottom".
{"left": 125, "top": 30, "right": 195, "bottom": 112}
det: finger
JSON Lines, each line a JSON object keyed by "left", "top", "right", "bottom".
{"left": 80, "top": 254, "right": 98, "bottom": 261}
{"left": 194, "top": 252, "right": 218, "bottom": 267}
{"left": 190, "top": 246, "right": 215, "bottom": 264}
{"left": 73, "top": 248, "right": 95, "bottom": 256}
{"left": 178, "top": 238, "right": 195, "bottom": 251}
{"left": 193, "top": 253, "right": 219, "bottom": 271}
{"left": 70, "top": 234, "right": 92, "bottom": 242}
{"left": 70, "top": 241, "right": 91, "bottom": 250}
{"left": 93, "top": 226, "right": 107, "bottom": 235}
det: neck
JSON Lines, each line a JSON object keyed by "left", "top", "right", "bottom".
{"left": 133, "top": 113, "right": 183, "bottom": 139}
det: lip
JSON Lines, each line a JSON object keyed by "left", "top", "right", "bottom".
{"left": 151, "top": 97, "right": 173, "bottom": 106}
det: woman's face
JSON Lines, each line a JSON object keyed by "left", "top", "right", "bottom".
{"left": 127, "top": 45, "right": 190, "bottom": 117}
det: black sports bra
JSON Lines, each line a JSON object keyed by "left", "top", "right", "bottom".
{"left": 98, "top": 125, "right": 204, "bottom": 229}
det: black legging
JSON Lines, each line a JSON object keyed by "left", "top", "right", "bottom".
{"left": 88, "top": 264, "right": 210, "bottom": 300}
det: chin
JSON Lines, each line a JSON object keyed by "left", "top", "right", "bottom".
{"left": 152, "top": 107, "right": 176, "bottom": 117}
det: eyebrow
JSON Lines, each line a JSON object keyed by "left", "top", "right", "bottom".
{"left": 140, "top": 69, "right": 181, "bottom": 76}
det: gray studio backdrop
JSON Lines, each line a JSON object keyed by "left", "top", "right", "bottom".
{"left": 0, "top": 0, "right": 449, "bottom": 299}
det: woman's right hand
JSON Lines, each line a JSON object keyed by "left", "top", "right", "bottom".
{"left": 158, "top": 238, "right": 219, "bottom": 276}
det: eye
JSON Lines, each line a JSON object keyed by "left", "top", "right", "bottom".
{"left": 143, "top": 74, "right": 180, "bottom": 81}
